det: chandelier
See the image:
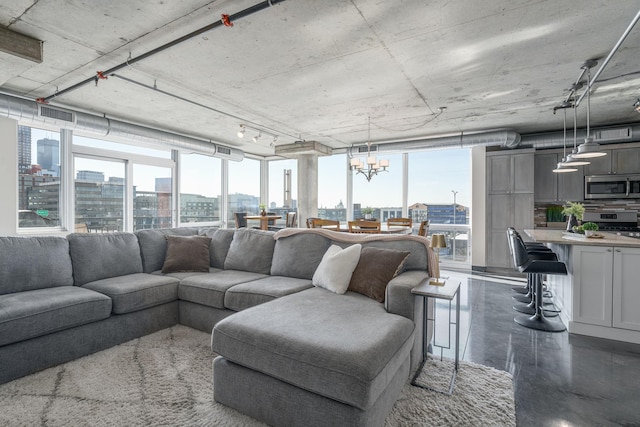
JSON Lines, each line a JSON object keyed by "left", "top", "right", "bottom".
{"left": 350, "top": 117, "right": 390, "bottom": 182}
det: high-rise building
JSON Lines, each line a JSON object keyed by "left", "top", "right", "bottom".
{"left": 18, "top": 125, "right": 31, "bottom": 174}
{"left": 76, "top": 170, "right": 105, "bottom": 182}
{"left": 37, "top": 138, "right": 60, "bottom": 176}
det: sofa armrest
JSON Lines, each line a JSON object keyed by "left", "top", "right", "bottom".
{"left": 385, "top": 270, "right": 428, "bottom": 320}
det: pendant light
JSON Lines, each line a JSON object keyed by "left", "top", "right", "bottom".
{"left": 553, "top": 107, "right": 577, "bottom": 173}
{"left": 561, "top": 104, "right": 590, "bottom": 166}
{"left": 572, "top": 61, "right": 607, "bottom": 159}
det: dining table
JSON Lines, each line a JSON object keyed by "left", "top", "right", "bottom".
{"left": 245, "top": 215, "right": 282, "bottom": 231}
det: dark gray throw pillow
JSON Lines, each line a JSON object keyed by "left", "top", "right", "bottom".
{"left": 348, "top": 247, "right": 410, "bottom": 303}
{"left": 161, "top": 235, "right": 212, "bottom": 273}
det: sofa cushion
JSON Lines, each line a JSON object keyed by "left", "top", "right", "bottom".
{"left": 224, "top": 276, "right": 313, "bottom": 311}
{"left": 161, "top": 235, "right": 212, "bottom": 273}
{"left": 67, "top": 233, "right": 143, "bottom": 286}
{"left": 0, "top": 287, "right": 112, "bottom": 346}
{"left": 152, "top": 267, "right": 222, "bottom": 280}
{"left": 348, "top": 247, "right": 410, "bottom": 303}
{"left": 82, "top": 273, "right": 179, "bottom": 314}
{"left": 224, "top": 229, "right": 276, "bottom": 274}
{"left": 178, "top": 270, "right": 267, "bottom": 309}
{"left": 312, "top": 244, "right": 361, "bottom": 294}
{"left": 135, "top": 228, "right": 200, "bottom": 273}
{"left": 199, "top": 228, "right": 235, "bottom": 269}
{"left": 271, "top": 233, "right": 331, "bottom": 279}
{"left": 361, "top": 240, "right": 428, "bottom": 271}
{"left": 0, "top": 236, "right": 74, "bottom": 295}
{"left": 212, "top": 287, "right": 415, "bottom": 410}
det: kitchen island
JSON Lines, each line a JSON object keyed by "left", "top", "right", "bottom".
{"left": 525, "top": 229, "right": 640, "bottom": 344}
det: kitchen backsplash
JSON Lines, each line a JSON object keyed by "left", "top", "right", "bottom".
{"left": 535, "top": 200, "right": 640, "bottom": 227}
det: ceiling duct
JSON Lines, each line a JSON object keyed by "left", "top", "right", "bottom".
{"left": 349, "top": 129, "right": 521, "bottom": 155}
{"left": 521, "top": 124, "right": 638, "bottom": 149}
{"left": 0, "top": 93, "right": 243, "bottom": 161}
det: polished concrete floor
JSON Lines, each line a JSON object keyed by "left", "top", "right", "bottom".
{"left": 434, "top": 271, "right": 640, "bottom": 427}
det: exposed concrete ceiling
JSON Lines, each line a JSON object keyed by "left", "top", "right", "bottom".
{"left": 2, "top": 0, "right": 640, "bottom": 157}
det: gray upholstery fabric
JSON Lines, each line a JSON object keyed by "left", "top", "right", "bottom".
{"left": 178, "top": 300, "right": 234, "bottom": 333}
{"left": 82, "top": 273, "right": 179, "bottom": 314}
{"left": 178, "top": 270, "right": 267, "bottom": 309}
{"left": 0, "top": 236, "right": 74, "bottom": 295}
{"left": 0, "top": 301, "right": 177, "bottom": 384}
{"left": 384, "top": 270, "right": 429, "bottom": 321}
{"left": 212, "top": 287, "right": 415, "bottom": 409}
{"left": 199, "top": 228, "right": 235, "bottom": 269}
{"left": 67, "top": 233, "right": 143, "bottom": 286}
{"left": 135, "top": 228, "right": 199, "bottom": 273}
{"left": 224, "top": 229, "right": 276, "bottom": 274}
{"left": 271, "top": 233, "right": 332, "bottom": 279}
{"left": 0, "top": 286, "right": 111, "bottom": 346}
{"left": 360, "top": 240, "right": 428, "bottom": 271}
{"left": 152, "top": 267, "right": 222, "bottom": 280}
{"left": 214, "top": 355, "right": 409, "bottom": 427}
{"left": 224, "top": 276, "right": 313, "bottom": 312}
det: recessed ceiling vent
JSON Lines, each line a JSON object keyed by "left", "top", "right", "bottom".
{"left": 217, "top": 146, "right": 231, "bottom": 155}
{"left": 357, "top": 145, "right": 378, "bottom": 153}
{"left": 214, "top": 144, "right": 244, "bottom": 161}
{"left": 38, "top": 105, "right": 75, "bottom": 123}
{"left": 593, "top": 127, "right": 631, "bottom": 142}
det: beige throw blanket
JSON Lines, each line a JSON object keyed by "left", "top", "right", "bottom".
{"left": 274, "top": 228, "right": 437, "bottom": 278}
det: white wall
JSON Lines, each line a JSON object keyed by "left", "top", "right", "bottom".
{"left": 0, "top": 116, "right": 17, "bottom": 235}
{"left": 471, "top": 145, "right": 486, "bottom": 269}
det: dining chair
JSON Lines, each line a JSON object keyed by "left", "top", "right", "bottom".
{"left": 286, "top": 212, "right": 297, "bottom": 228}
{"left": 348, "top": 220, "right": 381, "bottom": 233}
{"left": 306, "top": 217, "right": 320, "bottom": 228}
{"left": 310, "top": 219, "right": 341, "bottom": 229}
{"left": 418, "top": 220, "right": 429, "bottom": 236}
{"left": 234, "top": 212, "right": 248, "bottom": 228}
{"left": 387, "top": 217, "right": 412, "bottom": 228}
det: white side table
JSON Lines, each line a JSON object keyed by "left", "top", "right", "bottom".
{"left": 410, "top": 277, "right": 461, "bottom": 395}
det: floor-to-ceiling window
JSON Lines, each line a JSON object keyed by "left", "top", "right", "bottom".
{"left": 318, "top": 154, "right": 347, "bottom": 221}
{"left": 180, "top": 153, "right": 221, "bottom": 225}
{"left": 17, "top": 125, "right": 61, "bottom": 229}
{"left": 228, "top": 157, "right": 260, "bottom": 227}
{"left": 268, "top": 158, "right": 297, "bottom": 227}
{"left": 408, "top": 148, "right": 471, "bottom": 265}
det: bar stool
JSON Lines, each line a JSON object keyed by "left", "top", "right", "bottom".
{"left": 509, "top": 232, "right": 567, "bottom": 332}
{"left": 507, "top": 227, "right": 552, "bottom": 295}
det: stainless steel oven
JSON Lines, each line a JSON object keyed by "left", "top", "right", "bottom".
{"left": 584, "top": 174, "right": 640, "bottom": 199}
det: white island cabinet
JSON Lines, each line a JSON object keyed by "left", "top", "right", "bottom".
{"left": 524, "top": 229, "right": 640, "bottom": 344}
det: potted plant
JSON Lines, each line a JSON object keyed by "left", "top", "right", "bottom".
{"left": 259, "top": 203, "right": 267, "bottom": 216}
{"left": 562, "top": 201, "right": 585, "bottom": 232}
{"left": 361, "top": 207, "right": 374, "bottom": 219}
{"left": 581, "top": 221, "right": 599, "bottom": 237}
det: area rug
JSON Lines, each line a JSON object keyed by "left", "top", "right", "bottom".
{"left": 0, "top": 326, "right": 515, "bottom": 426}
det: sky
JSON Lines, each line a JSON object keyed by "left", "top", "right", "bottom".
{"left": 28, "top": 127, "right": 470, "bottom": 208}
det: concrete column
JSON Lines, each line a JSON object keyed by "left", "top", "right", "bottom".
{"left": 297, "top": 154, "right": 318, "bottom": 227}
{"left": 471, "top": 145, "right": 487, "bottom": 270}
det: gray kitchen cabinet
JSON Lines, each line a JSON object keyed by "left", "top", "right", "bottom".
{"left": 534, "top": 151, "right": 584, "bottom": 202}
{"left": 613, "top": 147, "right": 640, "bottom": 174}
{"left": 584, "top": 149, "right": 613, "bottom": 175}
{"left": 486, "top": 150, "right": 534, "bottom": 268}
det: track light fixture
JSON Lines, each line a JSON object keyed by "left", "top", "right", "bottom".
{"left": 553, "top": 108, "right": 578, "bottom": 173}
{"left": 236, "top": 123, "right": 278, "bottom": 146}
{"left": 634, "top": 98, "right": 640, "bottom": 113}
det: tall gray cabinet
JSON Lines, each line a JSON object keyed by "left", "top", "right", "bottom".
{"left": 486, "top": 149, "right": 535, "bottom": 269}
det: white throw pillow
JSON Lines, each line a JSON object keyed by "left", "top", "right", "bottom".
{"left": 312, "top": 244, "right": 362, "bottom": 294}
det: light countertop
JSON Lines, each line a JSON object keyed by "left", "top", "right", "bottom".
{"left": 524, "top": 229, "right": 640, "bottom": 248}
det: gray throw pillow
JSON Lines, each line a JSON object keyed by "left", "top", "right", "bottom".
{"left": 224, "top": 229, "right": 276, "bottom": 274}
{"left": 161, "top": 235, "right": 212, "bottom": 274}
{"left": 348, "top": 247, "right": 410, "bottom": 303}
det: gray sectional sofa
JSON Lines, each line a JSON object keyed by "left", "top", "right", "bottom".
{"left": 0, "top": 227, "right": 431, "bottom": 426}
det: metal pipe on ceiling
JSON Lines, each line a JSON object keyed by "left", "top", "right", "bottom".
{"left": 574, "top": 8, "right": 640, "bottom": 107}
{"left": 41, "top": 0, "right": 287, "bottom": 103}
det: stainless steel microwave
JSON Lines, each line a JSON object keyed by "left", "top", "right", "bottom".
{"left": 585, "top": 174, "right": 640, "bottom": 199}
